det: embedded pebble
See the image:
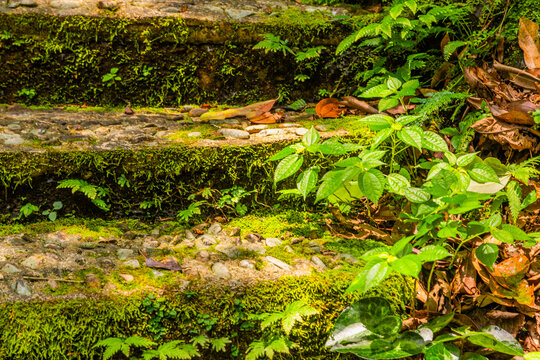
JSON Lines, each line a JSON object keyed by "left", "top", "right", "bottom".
{"left": 207, "top": 222, "right": 223, "bottom": 235}
{"left": 188, "top": 108, "right": 208, "bottom": 117}
{"left": 97, "top": 1, "right": 118, "bottom": 10}
{"left": 7, "top": 0, "right": 38, "bottom": 8}
{"left": 284, "top": 245, "right": 294, "bottom": 253}
{"left": 265, "top": 237, "right": 282, "bottom": 247}
{"left": 212, "top": 262, "right": 231, "bottom": 279}
{"left": 123, "top": 259, "right": 140, "bottom": 269}
{"left": 339, "top": 253, "right": 359, "bottom": 264}
{"left": 315, "top": 125, "right": 328, "bottom": 132}
{"left": 256, "top": 129, "right": 287, "bottom": 137}
{"left": 239, "top": 260, "right": 256, "bottom": 269}
{"left": 187, "top": 132, "right": 202, "bottom": 137}
{"left": 311, "top": 256, "right": 327, "bottom": 271}
{"left": 215, "top": 244, "right": 240, "bottom": 259}
{"left": 118, "top": 273, "right": 134, "bottom": 283}
{"left": 295, "top": 127, "right": 309, "bottom": 136}
{"left": 229, "top": 227, "right": 241, "bottom": 237}
{"left": 21, "top": 255, "right": 44, "bottom": 269}
{"left": 47, "top": 279, "right": 59, "bottom": 290}
{"left": 185, "top": 230, "right": 196, "bottom": 240}
{"left": 50, "top": 0, "right": 82, "bottom": 9}
{"left": 245, "top": 125, "right": 268, "bottom": 134}
{"left": 263, "top": 256, "right": 292, "bottom": 271}
{"left": 7, "top": 123, "right": 21, "bottom": 130}
{"left": 195, "top": 234, "right": 217, "bottom": 249}
{"left": 1, "top": 264, "right": 20, "bottom": 274}
{"left": 245, "top": 243, "right": 266, "bottom": 255}
{"left": 225, "top": 9, "right": 255, "bottom": 19}
{"left": 279, "top": 123, "right": 300, "bottom": 128}
{"left": 12, "top": 280, "right": 31, "bottom": 296}
{"left": 153, "top": 270, "right": 164, "bottom": 277}
{"left": 117, "top": 249, "right": 134, "bottom": 260}
{"left": 218, "top": 128, "right": 250, "bottom": 139}
{"left": 85, "top": 273, "right": 101, "bottom": 289}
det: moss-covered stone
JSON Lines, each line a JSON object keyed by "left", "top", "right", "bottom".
{"left": 0, "top": 12, "right": 369, "bottom": 106}
{"left": 0, "top": 272, "right": 412, "bottom": 360}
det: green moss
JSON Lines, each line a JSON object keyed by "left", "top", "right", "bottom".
{"left": 0, "top": 271, "right": 411, "bottom": 360}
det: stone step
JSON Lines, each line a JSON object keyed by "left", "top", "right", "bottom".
{"left": 0, "top": 0, "right": 373, "bottom": 106}
{"left": 0, "top": 106, "right": 371, "bottom": 220}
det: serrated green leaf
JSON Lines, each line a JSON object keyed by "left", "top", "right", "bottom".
{"left": 417, "top": 245, "right": 451, "bottom": 262}
{"left": 491, "top": 228, "right": 514, "bottom": 243}
{"left": 371, "top": 127, "right": 394, "bottom": 149}
{"left": 360, "top": 84, "right": 394, "bottom": 99}
{"left": 404, "top": 187, "right": 431, "bottom": 203}
{"left": 315, "top": 167, "right": 360, "bottom": 202}
{"left": 501, "top": 224, "right": 531, "bottom": 241}
{"left": 389, "top": 254, "right": 421, "bottom": 278}
{"left": 358, "top": 169, "right": 384, "bottom": 204}
{"left": 476, "top": 243, "right": 498, "bottom": 270}
{"left": 468, "top": 163, "right": 500, "bottom": 183}
{"left": 359, "top": 114, "right": 394, "bottom": 131}
{"left": 345, "top": 259, "right": 390, "bottom": 294}
{"left": 274, "top": 154, "right": 303, "bottom": 183}
{"left": 386, "top": 77, "right": 402, "bottom": 90}
{"left": 422, "top": 131, "right": 449, "bottom": 152}
{"left": 302, "top": 127, "right": 320, "bottom": 146}
{"left": 378, "top": 98, "right": 399, "bottom": 112}
{"left": 297, "top": 167, "right": 319, "bottom": 200}
{"left": 398, "top": 125, "right": 423, "bottom": 150}
{"left": 387, "top": 173, "right": 410, "bottom": 195}
{"left": 456, "top": 152, "right": 478, "bottom": 167}
{"left": 268, "top": 146, "right": 296, "bottom": 162}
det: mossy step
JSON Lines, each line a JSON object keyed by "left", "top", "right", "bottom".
{"left": 0, "top": 107, "right": 372, "bottom": 221}
{"left": 0, "top": 214, "right": 411, "bottom": 360}
{"left": 0, "top": 0, "right": 378, "bottom": 106}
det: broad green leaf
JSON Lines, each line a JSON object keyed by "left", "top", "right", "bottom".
{"left": 389, "top": 4, "right": 404, "bottom": 19}
{"left": 476, "top": 243, "right": 499, "bottom": 270}
{"left": 501, "top": 224, "right": 531, "bottom": 241}
{"left": 525, "top": 352, "right": 540, "bottom": 360}
{"left": 468, "top": 163, "right": 500, "bottom": 183}
{"left": 297, "top": 167, "right": 319, "bottom": 200}
{"left": 461, "top": 353, "right": 488, "bottom": 360}
{"left": 404, "top": 187, "right": 431, "bottom": 203}
{"left": 302, "top": 127, "right": 320, "bottom": 146}
{"left": 487, "top": 212, "right": 502, "bottom": 228}
{"left": 315, "top": 167, "right": 360, "bottom": 202}
{"left": 444, "top": 151, "right": 457, "bottom": 166}
{"left": 417, "top": 245, "right": 451, "bottom": 262}
{"left": 274, "top": 154, "right": 303, "bottom": 183}
{"left": 360, "top": 84, "right": 394, "bottom": 99}
{"left": 456, "top": 152, "right": 478, "bottom": 167}
{"left": 358, "top": 169, "right": 384, "bottom": 204}
{"left": 389, "top": 254, "right": 421, "bottom": 278}
{"left": 371, "top": 127, "right": 394, "bottom": 149}
{"left": 52, "top": 201, "right": 63, "bottom": 210}
{"left": 521, "top": 191, "right": 538, "bottom": 210}
{"left": 467, "top": 326, "right": 524, "bottom": 356}
{"left": 421, "top": 312, "right": 454, "bottom": 333}
{"left": 268, "top": 146, "right": 296, "bottom": 161}
{"left": 335, "top": 157, "right": 362, "bottom": 167}
{"left": 359, "top": 114, "right": 394, "bottom": 131}
{"left": 360, "top": 149, "right": 387, "bottom": 162}
{"left": 422, "top": 131, "right": 449, "bottom": 152}
{"left": 398, "top": 125, "right": 423, "bottom": 150}
{"left": 387, "top": 173, "right": 410, "bottom": 195}
{"left": 426, "top": 162, "right": 451, "bottom": 180}
{"left": 345, "top": 259, "right": 390, "bottom": 294}
{"left": 378, "top": 98, "right": 399, "bottom": 112}
{"left": 425, "top": 342, "right": 460, "bottom": 360}
{"left": 319, "top": 141, "right": 346, "bottom": 155}
{"left": 395, "top": 115, "right": 422, "bottom": 125}
{"left": 491, "top": 228, "right": 514, "bottom": 243}
{"left": 386, "top": 76, "right": 402, "bottom": 90}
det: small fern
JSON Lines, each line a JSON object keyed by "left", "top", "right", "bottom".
{"left": 443, "top": 40, "right": 468, "bottom": 60}
{"left": 253, "top": 33, "right": 294, "bottom": 55}
{"left": 141, "top": 341, "right": 199, "bottom": 360}
{"left": 95, "top": 336, "right": 156, "bottom": 360}
{"left": 57, "top": 179, "right": 110, "bottom": 211}
{"left": 416, "top": 91, "right": 470, "bottom": 117}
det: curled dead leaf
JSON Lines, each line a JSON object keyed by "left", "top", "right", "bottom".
{"left": 519, "top": 18, "right": 540, "bottom": 70}
{"left": 341, "top": 96, "right": 379, "bottom": 114}
{"left": 315, "top": 98, "right": 346, "bottom": 118}
{"left": 200, "top": 97, "right": 279, "bottom": 121}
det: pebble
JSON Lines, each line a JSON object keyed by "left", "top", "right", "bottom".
{"left": 188, "top": 108, "right": 208, "bottom": 117}
{"left": 7, "top": 123, "right": 21, "bottom": 130}
{"left": 225, "top": 9, "right": 255, "bottom": 19}
{"left": 7, "top": 0, "right": 37, "bottom": 8}
{"left": 50, "top": 0, "right": 82, "bottom": 9}
{"left": 218, "top": 128, "right": 250, "bottom": 139}
{"left": 284, "top": 245, "right": 294, "bottom": 253}
{"left": 47, "top": 279, "right": 59, "bottom": 290}
{"left": 4, "top": 135, "right": 25, "bottom": 145}
{"left": 239, "top": 259, "right": 256, "bottom": 270}
{"left": 265, "top": 237, "right": 282, "bottom": 247}
{"left": 153, "top": 270, "right": 164, "bottom": 277}
{"left": 212, "top": 262, "right": 231, "bottom": 279}
{"left": 246, "top": 233, "right": 263, "bottom": 243}
{"left": 195, "top": 234, "right": 217, "bottom": 250}
{"left": 1, "top": 263, "right": 21, "bottom": 274}
{"left": 123, "top": 259, "right": 140, "bottom": 269}
{"left": 279, "top": 123, "right": 300, "bottom": 128}
{"left": 21, "top": 255, "right": 44, "bottom": 269}
{"left": 97, "top": 1, "right": 118, "bottom": 10}
{"left": 295, "top": 128, "right": 309, "bottom": 136}
{"left": 118, "top": 273, "right": 134, "bottom": 283}
{"left": 315, "top": 125, "right": 328, "bottom": 132}
{"left": 187, "top": 132, "right": 202, "bottom": 137}
{"left": 85, "top": 273, "right": 101, "bottom": 289}
{"left": 339, "top": 253, "right": 360, "bottom": 264}
{"left": 229, "top": 227, "right": 241, "bottom": 237}
{"left": 256, "top": 129, "right": 287, "bottom": 137}
{"left": 263, "top": 256, "right": 292, "bottom": 271}
{"left": 0, "top": 273, "right": 4, "bottom": 280}
{"left": 245, "top": 243, "right": 266, "bottom": 255}
{"left": 185, "top": 230, "right": 196, "bottom": 240}
{"left": 196, "top": 251, "right": 210, "bottom": 261}
{"left": 207, "top": 222, "right": 223, "bottom": 235}
{"left": 311, "top": 256, "right": 327, "bottom": 271}
{"left": 245, "top": 125, "right": 268, "bottom": 134}
{"left": 12, "top": 280, "right": 31, "bottom": 296}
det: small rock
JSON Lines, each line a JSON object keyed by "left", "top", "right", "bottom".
{"left": 185, "top": 230, "right": 196, "bottom": 240}
{"left": 151, "top": 228, "right": 160, "bottom": 237}
{"left": 50, "top": 0, "right": 82, "bottom": 10}
{"left": 245, "top": 125, "right": 268, "bottom": 134}
{"left": 153, "top": 270, "right": 164, "bottom": 277}
{"left": 4, "top": 135, "right": 25, "bottom": 145}
{"left": 123, "top": 259, "right": 140, "bottom": 269}
{"left": 85, "top": 273, "right": 101, "bottom": 289}
{"left": 143, "top": 239, "right": 160, "bottom": 249}
{"left": 187, "top": 132, "right": 202, "bottom": 137}
{"left": 211, "top": 262, "right": 231, "bottom": 279}
{"left": 0, "top": 273, "right": 4, "bottom": 280}
{"left": 311, "top": 256, "right": 327, "bottom": 271}
{"left": 195, "top": 234, "right": 217, "bottom": 250}
{"left": 7, "top": 123, "right": 21, "bottom": 130}
{"left": 196, "top": 251, "right": 210, "bottom": 261}
{"left": 218, "top": 128, "right": 250, "bottom": 139}
{"left": 245, "top": 243, "right": 266, "bottom": 255}
{"left": 284, "top": 245, "right": 294, "bottom": 253}
{"left": 117, "top": 249, "right": 134, "bottom": 260}
{"left": 265, "top": 238, "right": 282, "bottom": 247}
{"left": 118, "top": 273, "right": 134, "bottom": 283}
{"left": 188, "top": 108, "right": 208, "bottom": 117}
{"left": 179, "top": 106, "right": 193, "bottom": 112}
{"left": 161, "top": 6, "right": 182, "bottom": 13}
{"left": 207, "top": 222, "right": 223, "bottom": 235}
{"left": 103, "top": 282, "right": 117, "bottom": 293}
{"left": 100, "top": 258, "right": 115, "bottom": 269}
{"left": 47, "top": 279, "right": 59, "bottom": 290}
{"left": 12, "top": 280, "right": 31, "bottom": 296}
{"left": 1, "top": 263, "right": 20, "bottom": 274}
{"left": 256, "top": 129, "right": 287, "bottom": 137}
{"left": 279, "top": 123, "right": 300, "bottom": 128}
{"left": 21, "top": 255, "right": 44, "bottom": 269}
{"left": 291, "top": 237, "right": 304, "bottom": 245}
{"left": 229, "top": 227, "right": 241, "bottom": 237}
{"left": 339, "top": 253, "right": 360, "bottom": 264}
{"left": 97, "top": 0, "right": 118, "bottom": 10}
{"left": 225, "top": 9, "right": 255, "bottom": 19}
{"left": 295, "top": 128, "right": 309, "bottom": 136}
{"left": 239, "top": 259, "right": 256, "bottom": 270}
{"left": 263, "top": 256, "right": 292, "bottom": 271}
{"left": 215, "top": 244, "right": 240, "bottom": 259}
{"left": 7, "top": 0, "right": 37, "bottom": 8}
{"left": 246, "top": 233, "right": 263, "bottom": 243}
{"left": 315, "top": 125, "right": 328, "bottom": 132}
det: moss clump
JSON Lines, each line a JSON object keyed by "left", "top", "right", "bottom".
{"left": 0, "top": 272, "right": 411, "bottom": 360}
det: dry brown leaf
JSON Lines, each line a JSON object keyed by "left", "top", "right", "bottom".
{"left": 341, "top": 96, "right": 379, "bottom": 114}
{"left": 249, "top": 111, "right": 281, "bottom": 124}
{"left": 452, "top": 254, "right": 479, "bottom": 296}
{"left": 519, "top": 18, "right": 540, "bottom": 70}
{"left": 493, "top": 61, "right": 540, "bottom": 90}
{"left": 315, "top": 98, "right": 346, "bottom": 118}
{"left": 140, "top": 250, "right": 182, "bottom": 271}
{"left": 440, "top": 33, "right": 450, "bottom": 55}
{"left": 386, "top": 104, "right": 416, "bottom": 115}
{"left": 471, "top": 116, "right": 538, "bottom": 150}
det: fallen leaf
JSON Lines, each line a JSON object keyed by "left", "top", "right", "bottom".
{"left": 493, "top": 61, "right": 540, "bottom": 90}
{"left": 200, "top": 97, "right": 279, "bottom": 121}
{"left": 249, "top": 111, "right": 281, "bottom": 124}
{"left": 452, "top": 254, "right": 479, "bottom": 296}
{"left": 471, "top": 116, "right": 538, "bottom": 150}
{"left": 315, "top": 98, "right": 346, "bottom": 118}
{"left": 519, "top": 18, "right": 540, "bottom": 70}
{"left": 341, "top": 96, "right": 379, "bottom": 114}
{"left": 139, "top": 250, "right": 182, "bottom": 271}
{"left": 386, "top": 103, "right": 416, "bottom": 115}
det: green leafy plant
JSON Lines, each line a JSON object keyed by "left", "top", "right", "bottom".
{"left": 142, "top": 294, "right": 178, "bottom": 340}
{"left": 95, "top": 336, "right": 200, "bottom": 360}
{"left": 102, "top": 67, "right": 121, "bottom": 87}
{"left": 17, "top": 88, "right": 36, "bottom": 100}
{"left": 253, "top": 33, "right": 294, "bottom": 55}
{"left": 326, "top": 297, "right": 524, "bottom": 359}
{"left": 246, "top": 299, "right": 319, "bottom": 360}
{"left": 57, "top": 179, "right": 110, "bottom": 211}
{"left": 176, "top": 201, "right": 204, "bottom": 224}
{"left": 16, "top": 202, "right": 39, "bottom": 220}
{"left": 41, "top": 201, "right": 63, "bottom": 221}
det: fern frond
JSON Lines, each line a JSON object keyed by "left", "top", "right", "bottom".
{"left": 210, "top": 337, "right": 231, "bottom": 352}
{"left": 125, "top": 336, "right": 156, "bottom": 348}
{"left": 245, "top": 340, "right": 266, "bottom": 360}
{"left": 260, "top": 313, "right": 283, "bottom": 331}
{"left": 416, "top": 91, "right": 470, "bottom": 117}
{"left": 190, "top": 335, "right": 209, "bottom": 348}
{"left": 336, "top": 31, "right": 359, "bottom": 55}
{"left": 142, "top": 341, "right": 198, "bottom": 360}
{"left": 94, "top": 338, "right": 130, "bottom": 360}
{"left": 281, "top": 300, "right": 319, "bottom": 335}
{"left": 443, "top": 40, "right": 467, "bottom": 60}
{"left": 57, "top": 179, "right": 86, "bottom": 193}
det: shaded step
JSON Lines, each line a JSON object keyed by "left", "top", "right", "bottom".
{"left": 0, "top": 0, "right": 374, "bottom": 106}
{"left": 0, "top": 106, "right": 372, "bottom": 220}
{"left": 0, "top": 214, "right": 411, "bottom": 359}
